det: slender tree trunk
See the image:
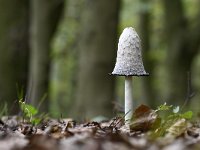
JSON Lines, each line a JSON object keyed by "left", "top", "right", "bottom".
{"left": 72, "top": 0, "right": 121, "bottom": 119}
{"left": 163, "top": 0, "right": 200, "bottom": 105}
{"left": 0, "top": 0, "right": 29, "bottom": 114}
{"left": 27, "top": 0, "right": 64, "bottom": 112}
{"left": 138, "top": 0, "right": 156, "bottom": 107}
{"left": 50, "top": 0, "right": 83, "bottom": 117}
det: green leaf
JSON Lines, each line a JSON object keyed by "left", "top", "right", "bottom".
{"left": 31, "top": 118, "right": 41, "bottom": 125}
{"left": 181, "top": 111, "right": 193, "bottom": 119}
{"left": 24, "top": 104, "right": 38, "bottom": 116}
{"left": 19, "top": 100, "right": 38, "bottom": 118}
{"left": 157, "top": 102, "right": 172, "bottom": 111}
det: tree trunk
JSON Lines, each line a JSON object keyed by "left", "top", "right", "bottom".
{"left": 138, "top": 0, "right": 156, "bottom": 107}
{"left": 71, "top": 0, "right": 121, "bottom": 119}
{"left": 163, "top": 0, "right": 200, "bottom": 105}
{"left": 27, "top": 0, "right": 64, "bottom": 112}
{"left": 0, "top": 0, "right": 29, "bottom": 114}
{"left": 50, "top": 0, "right": 83, "bottom": 117}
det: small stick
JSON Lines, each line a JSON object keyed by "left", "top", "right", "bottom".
{"left": 182, "top": 71, "right": 195, "bottom": 110}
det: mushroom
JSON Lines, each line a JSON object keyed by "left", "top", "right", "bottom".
{"left": 112, "top": 27, "right": 149, "bottom": 122}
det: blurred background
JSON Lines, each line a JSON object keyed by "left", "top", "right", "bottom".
{"left": 0, "top": 0, "right": 200, "bottom": 119}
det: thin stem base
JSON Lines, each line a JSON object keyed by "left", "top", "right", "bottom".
{"left": 125, "top": 76, "right": 133, "bottom": 122}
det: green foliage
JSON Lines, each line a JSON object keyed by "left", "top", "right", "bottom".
{"left": 156, "top": 102, "right": 172, "bottom": 111}
{"left": 19, "top": 100, "right": 38, "bottom": 117}
{"left": 150, "top": 103, "right": 193, "bottom": 138}
{"left": 180, "top": 111, "right": 193, "bottom": 119}
{"left": 130, "top": 103, "right": 193, "bottom": 139}
{"left": 17, "top": 85, "right": 42, "bottom": 125}
{"left": 19, "top": 99, "right": 41, "bottom": 125}
{"left": 0, "top": 103, "right": 8, "bottom": 117}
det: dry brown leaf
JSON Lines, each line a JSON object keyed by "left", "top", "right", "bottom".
{"left": 130, "top": 105, "right": 158, "bottom": 131}
{"left": 167, "top": 118, "right": 187, "bottom": 137}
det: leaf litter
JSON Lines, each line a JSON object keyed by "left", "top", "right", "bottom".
{"left": 0, "top": 104, "right": 200, "bottom": 150}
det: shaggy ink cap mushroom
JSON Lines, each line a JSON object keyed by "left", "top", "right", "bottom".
{"left": 111, "top": 27, "right": 149, "bottom": 123}
{"left": 112, "top": 27, "right": 149, "bottom": 76}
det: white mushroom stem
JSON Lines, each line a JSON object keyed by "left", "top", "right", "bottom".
{"left": 125, "top": 76, "right": 133, "bottom": 122}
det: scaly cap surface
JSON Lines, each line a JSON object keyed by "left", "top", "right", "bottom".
{"left": 112, "top": 27, "right": 149, "bottom": 76}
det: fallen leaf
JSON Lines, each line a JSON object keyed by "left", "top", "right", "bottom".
{"left": 167, "top": 118, "right": 187, "bottom": 137}
{"left": 129, "top": 105, "right": 159, "bottom": 131}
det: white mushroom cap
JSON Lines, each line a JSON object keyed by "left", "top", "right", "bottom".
{"left": 112, "top": 27, "right": 149, "bottom": 76}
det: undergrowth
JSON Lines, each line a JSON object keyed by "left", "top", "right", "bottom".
{"left": 151, "top": 102, "right": 193, "bottom": 138}
{"left": 17, "top": 85, "right": 46, "bottom": 125}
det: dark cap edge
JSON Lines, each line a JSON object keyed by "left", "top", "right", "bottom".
{"left": 109, "top": 73, "right": 149, "bottom": 77}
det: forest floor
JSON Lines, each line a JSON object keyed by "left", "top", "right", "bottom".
{"left": 0, "top": 105, "right": 200, "bottom": 150}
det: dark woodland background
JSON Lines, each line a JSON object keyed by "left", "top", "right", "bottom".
{"left": 0, "top": 0, "right": 200, "bottom": 120}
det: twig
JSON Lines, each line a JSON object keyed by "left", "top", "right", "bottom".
{"left": 181, "top": 71, "right": 195, "bottom": 110}
{"left": 109, "top": 109, "right": 133, "bottom": 128}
